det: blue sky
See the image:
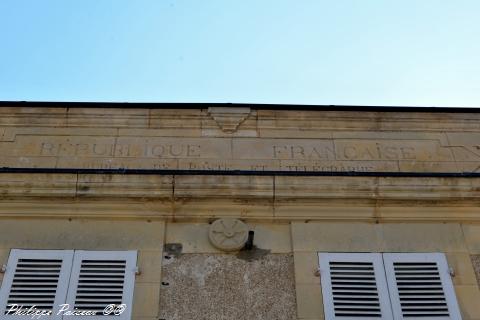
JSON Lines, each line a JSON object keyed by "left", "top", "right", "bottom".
{"left": 0, "top": 0, "right": 479, "bottom": 107}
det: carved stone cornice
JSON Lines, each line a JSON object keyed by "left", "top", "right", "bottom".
{"left": 0, "top": 174, "right": 479, "bottom": 222}
{"left": 1, "top": 106, "right": 480, "bottom": 221}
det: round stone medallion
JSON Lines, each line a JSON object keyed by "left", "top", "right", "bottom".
{"left": 208, "top": 218, "right": 249, "bottom": 251}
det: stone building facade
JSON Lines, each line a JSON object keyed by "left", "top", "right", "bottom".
{"left": 0, "top": 103, "right": 479, "bottom": 320}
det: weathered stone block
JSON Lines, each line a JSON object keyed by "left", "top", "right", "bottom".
{"left": 0, "top": 219, "right": 165, "bottom": 250}
{"left": 137, "top": 250, "right": 163, "bottom": 284}
{"left": 132, "top": 282, "right": 161, "bottom": 317}
{"left": 0, "top": 173, "right": 77, "bottom": 197}
{"left": 454, "top": 285, "right": 480, "bottom": 320}
{"left": 76, "top": 174, "right": 173, "bottom": 198}
{"left": 381, "top": 223, "right": 468, "bottom": 253}
{"left": 445, "top": 253, "right": 479, "bottom": 286}
{"left": 471, "top": 255, "right": 480, "bottom": 288}
{"left": 291, "top": 222, "right": 383, "bottom": 252}
{"left": 173, "top": 198, "right": 274, "bottom": 220}
{"left": 293, "top": 251, "right": 320, "bottom": 285}
{"left": 159, "top": 254, "right": 296, "bottom": 320}
{"left": 174, "top": 175, "right": 273, "bottom": 199}
{"left": 0, "top": 249, "right": 9, "bottom": 285}
{"left": 295, "top": 284, "right": 323, "bottom": 319}
{"left": 463, "top": 224, "right": 480, "bottom": 254}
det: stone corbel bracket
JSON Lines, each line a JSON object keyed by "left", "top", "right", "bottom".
{"left": 208, "top": 107, "right": 251, "bottom": 133}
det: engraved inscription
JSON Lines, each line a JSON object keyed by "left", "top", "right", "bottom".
{"left": 340, "top": 145, "right": 416, "bottom": 160}
{"left": 334, "top": 140, "right": 454, "bottom": 161}
{"left": 0, "top": 134, "right": 465, "bottom": 172}
{"left": 40, "top": 142, "right": 202, "bottom": 158}
{"left": 272, "top": 145, "right": 335, "bottom": 160}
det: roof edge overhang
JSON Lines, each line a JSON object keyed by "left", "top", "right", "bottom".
{"left": 0, "top": 101, "right": 479, "bottom": 113}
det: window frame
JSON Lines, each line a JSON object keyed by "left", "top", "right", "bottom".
{"left": 0, "top": 250, "right": 74, "bottom": 320}
{"left": 318, "top": 252, "right": 463, "bottom": 320}
{"left": 0, "top": 250, "right": 137, "bottom": 320}
{"left": 383, "top": 253, "right": 462, "bottom": 320}
{"left": 64, "top": 250, "right": 137, "bottom": 320}
{"left": 318, "top": 252, "right": 394, "bottom": 320}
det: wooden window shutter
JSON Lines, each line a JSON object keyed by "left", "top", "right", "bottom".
{"left": 383, "top": 253, "right": 462, "bottom": 320}
{"left": 64, "top": 251, "right": 137, "bottom": 320}
{"left": 318, "top": 253, "right": 393, "bottom": 319}
{"left": 0, "top": 250, "right": 74, "bottom": 320}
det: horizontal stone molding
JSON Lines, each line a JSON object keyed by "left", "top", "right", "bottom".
{"left": 0, "top": 174, "right": 479, "bottom": 221}
{"left": 1, "top": 173, "right": 480, "bottom": 199}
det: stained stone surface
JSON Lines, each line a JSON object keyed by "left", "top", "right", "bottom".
{"left": 3, "top": 107, "right": 480, "bottom": 174}
{"left": 158, "top": 253, "right": 296, "bottom": 320}
{"left": 472, "top": 255, "right": 480, "bottom": 287}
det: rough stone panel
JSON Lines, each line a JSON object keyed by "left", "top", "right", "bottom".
{"left": 472, "top": 255, "right": 480, "bottom": 287}
{"left": 159, "top": 253, "right": 296, "bottom": 320}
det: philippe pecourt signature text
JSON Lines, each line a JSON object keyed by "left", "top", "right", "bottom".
{"left": 5, "top": 303, "right": 126, "bottom": 319}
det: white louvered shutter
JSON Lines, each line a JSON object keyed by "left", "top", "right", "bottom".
{"left": 64, "top": 251, "right": 137, "bottom": 320}
{"left": 383, "top": 253, "right": 462, "bottom": 320}
{"left": 0, "top": 250, "right": 74, "bottom": 320}
{"left": 318, "top": 253, "right": 394, "bottom": 319}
